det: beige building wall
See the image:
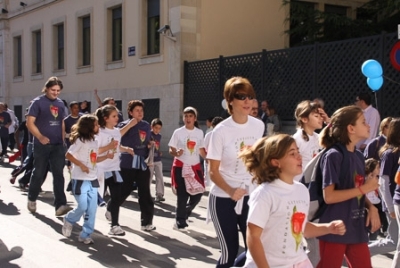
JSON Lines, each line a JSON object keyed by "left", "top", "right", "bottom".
{"left": 0, "top": 0, "right": 371, "bottom": 151}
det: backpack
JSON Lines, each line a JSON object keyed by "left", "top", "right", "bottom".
{"left": 301, "top": 143, "right": 364, "bottom": 222}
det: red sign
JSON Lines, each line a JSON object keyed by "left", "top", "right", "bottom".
{"left": 390, "top": 41, "right": 400, "bottom": 71}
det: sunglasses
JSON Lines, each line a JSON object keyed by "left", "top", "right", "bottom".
{"left": 233, "top": 93, "right": 254, "bottom": 101}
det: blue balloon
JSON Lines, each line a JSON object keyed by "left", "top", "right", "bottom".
{"left": 367, "top": 76, "right": 383, "bottom": 91}
{"left": 361, "top": 60, "right": 383, "bottom": 78}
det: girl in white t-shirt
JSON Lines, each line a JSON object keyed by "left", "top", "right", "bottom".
{"left": 95, "top": 105, "right": 134, "bottom": 236}
{"left": 293, "top": 100, "right": 324, "bottom": 182}
{"left": 239, "top": 134, "right": 346, "bottom": 268}
{"left": 168, "top": 106, "right": 206, "bottom": 230}
{"left": 62, "top": 114, "right": 113, "bottom": 244}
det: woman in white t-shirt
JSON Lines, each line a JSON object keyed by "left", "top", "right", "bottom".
{"left": 207, "top": 77, "right": 264, "bottom": 267}
{"left": 239, "top": 134, "right": 346, "bottom": 268}
{"left": 168, "top": 106, "right": 206, "bottom": 230}
{"left": 293, "top": 100, "right": 324, "bottom": 182}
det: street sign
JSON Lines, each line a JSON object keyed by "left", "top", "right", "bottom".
{"left": 390, "top": 41, "right": 400, "bottom": 71}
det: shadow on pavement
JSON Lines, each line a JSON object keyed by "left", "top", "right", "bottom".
{"left": 0, "top": 199, "right": 21, "bottom": 216}
{"left": 0, "top": 239, "right": 23, "bottom": 267}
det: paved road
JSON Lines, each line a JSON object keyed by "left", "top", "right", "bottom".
{"left": 0, "top": 157, "right": 394, "bottom": 267}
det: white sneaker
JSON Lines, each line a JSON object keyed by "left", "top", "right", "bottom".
{"left": 62, "top": 218, "right": 73, "bottom": 237}
{"left": 78, "top": 236, "right": 94, "bottom": 245}
{"left": 141, "top": 224, "right": 156, "bottom": 232}
{"left": 27, "top": 200, "right": 36, "bottom": 213}
{"left": 108, "top": 225, "right": 125, "bottom": 236}
{"left": 105, "top": 210, "right": 111, "bottom": 221}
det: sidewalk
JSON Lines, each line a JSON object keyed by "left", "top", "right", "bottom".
{"left": 0, "top": 156, "right": 394, "bottom": 268}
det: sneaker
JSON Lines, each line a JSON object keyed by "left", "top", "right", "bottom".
{"left": 62, "top": 218, "right": 73, "bottom": 237}
{"left": 155, "top": 195, "right": 165, "bottom": 202}
{"left": 9, "top": 177, "right": 16, "bottom": 184}
{"left": 98, "top": 200, "right": 106, "bottom": 207}
{"left": 55, "top": 205, "right": 73, "bottom": 216}
{"left": 105, "top": 210, "right": 111, "bottom": 221}
{"left": 173, "top": 223, "right": 188, "bottom": 231}
{"left": 78, "top": 236, "right": 94, "bottom": 245}
{"left": 108, "top": 225, "right": 126, "bottom": 236}
{"left": 27, "top": 200, "right": 37, "bottom": 213}
{"left": 141, "top": 224, "right": 156, "bottom": 232}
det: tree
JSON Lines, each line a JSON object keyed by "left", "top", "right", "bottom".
{"left": 283, "top": 0, "right": 400, "bottom": 47}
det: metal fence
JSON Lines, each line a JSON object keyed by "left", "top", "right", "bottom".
{"left": 184, "top": 32, "right": 400, "bottom": 121}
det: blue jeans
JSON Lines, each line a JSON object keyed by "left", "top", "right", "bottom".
{"left": 65, "top": 180, "right": 98, "bottom": 239}
{"left": 28, "top": 143, "right": 67, "bottom": 209}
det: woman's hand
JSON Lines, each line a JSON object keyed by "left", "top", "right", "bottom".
{"left": 229, "top": 187, "right": 247, "bottom": 201}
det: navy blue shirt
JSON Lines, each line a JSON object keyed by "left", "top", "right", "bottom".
{"left": 118, "top": 119, "right": 151, "bottom": 169}
{"left": 0, "top": 111, "right": 11, "bottom": 138}
{"left": 28, "top": 95, "right": 66, "bottom": 145}
{"left": 64, "top": 115, "right": 80, "bottom": 147}
{"left": 151, "top": 131, "right": 162, "bottom": 162}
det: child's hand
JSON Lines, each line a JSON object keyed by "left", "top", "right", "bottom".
{"left": 328, "top": 220, "right": 346, "bottom": 236}
{"left": 80, "top": 164, "right": 89, "bottom": 174}
{"left": 229, "top": 187, "right": 247, "bottom": 201}
{"left": 363, "top": 175, "right": 379, "bottom": 192}
{"left": 318, "top": 108, "right": 330, "bottom": 123}
{"left": 124, "top": 147, "right": 134, "bottom": 155}
{"left": 107, "top": 151, "right": 114, "bottom": 159}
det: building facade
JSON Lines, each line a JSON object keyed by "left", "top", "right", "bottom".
{"left": 0, "top": 0, "right": 369, "bottom": 151}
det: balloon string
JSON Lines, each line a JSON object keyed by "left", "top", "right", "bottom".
{"left": 383, "top": 75, "right": 400, "bottom": 86}
{"left": 374, "top": 92, "right": 378, "bottom": 110}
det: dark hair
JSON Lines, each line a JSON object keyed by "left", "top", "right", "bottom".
{"left": 183, "top": 106, "right": 199, "bottom": 128}
{"left": 69, "top": 101, "right": 79, "bottom": 108}
{"left": 69, "top": 114, "right": 98, "bottom": 144}
{"left": 95, "top": 105, "right": 119, "bottom": 128}
{"left": 127, "top": 100, "right": 144, "bottom": 119}
{"left": 379, "top": 118, "right": 400, "bottom": 157}
{"left": 365, "top": 158, "right": 380, "bottom": 175}
{"left": 320, "top": 105, "right": 363, "bottom": 148}
{"left": 223, "top": 77, "right": 255, "bottom": 115}
{"left": 211, "top": 116, "right": 224, "bottom": 127}
{"left": 294, "top": 100, "right": 322, "bottom": 142}
{"left": 358, "top": 92, "right": 372, "bottom": 106}
{"left": 42, "top": 76, "right": 63, "bottom": 92}
{"left": 239, "top": 134, "right": 296, "bottom": 184}
{"left": 151, "top": 118, "right": 163, "bottom": 127}
{"left": 206, "top": 116, "right": 214, "bottom": 123}
{"left": 102, "top": 97, "right": 115, "bottom": 106}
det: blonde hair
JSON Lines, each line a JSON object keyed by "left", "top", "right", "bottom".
{"left": 239, "top": 134, "right": 296, "bottom": 184}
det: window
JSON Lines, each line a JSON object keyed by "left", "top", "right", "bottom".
{"left": 324, "top": 5, "right": 347, "bottom": 16}
{"left": 13, "top": 36, "right": 22, "bottom": 77}
{"left": 82, "top": 16, "right": 91, "bottom": 66}
{"left": 56, "top": 24, "right": 64, "bottom": 70}
{"left": 32, "top": 30, "right": 42, "bottom": 74}
{"left": 112, "top": 6, "right": 122, "bottom": 61}
{"left": 147, "top": 0, "right": 160, "bottom": 55}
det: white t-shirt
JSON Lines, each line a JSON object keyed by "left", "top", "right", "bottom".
{"left": 96, "top": 127, "right": 121, "bottom": 172}
{"left": 168, "top": 126, "right": 205, "bottom": 166}
{"left": 68, "top": 139, "right": 99, "bottom": 180}
{"left": 204, "top": 131, "right": 212, "bottom": 153}
{"left": 207, "top": 116, "right": 264, "bottom": 197}
{"left": 245, "top": 179, "right": 310, "bottom": 268}
{"left": 293, "top": 129, "right": 321, "bottom": 181}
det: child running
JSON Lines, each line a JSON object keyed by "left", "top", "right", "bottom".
{"left": 62, "top": 114, "right": 113, "bottom": 244}
{"left": 239, "top": 134, "right": 346, "bottom": 268}
{"left": 95, "top": 105, "right": 134, "bottom": 236}
{"left": 293, "top": 100, "right": 324, "bottom": 182}
{"left": 317, "top": 105, "right": 380, "bottom": 267}
{"left": 149, "top": 118, "right": 165, "bottom": 202}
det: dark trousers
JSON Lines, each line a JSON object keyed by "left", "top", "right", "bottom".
{"left": 0, "top": 136, "right": 9, "bottom": 156}
{"left": 173, "top": 166, "right": 203, "bottom": 226}
{"left": 209, "top": 194, "right": 249, "bottom": 268}
{"left": 9, "top": 133, "right": 16, "bottom": 150}
{"left": 105, "top": 174, "right": 123, "bottom": 227}
{"left": 28, "top": 143, "right": 66, "bottom": 210}
{"left": 119, "top": 168, "right": 154, "bottom": 226}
